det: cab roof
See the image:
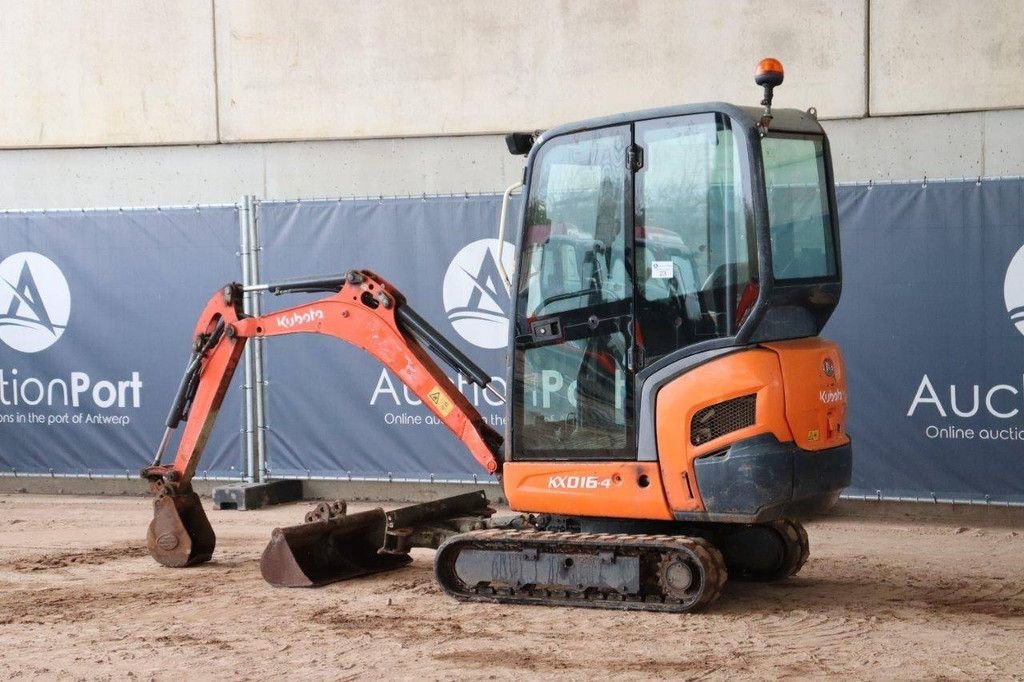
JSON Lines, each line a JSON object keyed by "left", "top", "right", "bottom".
{"left": 535, "top": 102, "right": 826, "bottom": 146}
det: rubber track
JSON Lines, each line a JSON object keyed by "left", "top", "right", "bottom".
{"left": 723, "top": 519, "right": 810, "bottom": 582}
{"left": 435, "top": 529, "right": 728, "bottom": 613}
{"left": 773, "top": 519, "right": 810, "bottom": 579}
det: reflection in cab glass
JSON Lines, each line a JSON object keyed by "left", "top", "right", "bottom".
{"left": 511, "top": 115, "right": 816, "bottom": 460}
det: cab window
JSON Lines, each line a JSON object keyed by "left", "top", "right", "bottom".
{"left": 762, "top": 135, "right": 837, "bottom": 281}
{"left": 634, "top": 113, "right": 755, "bottom": 365}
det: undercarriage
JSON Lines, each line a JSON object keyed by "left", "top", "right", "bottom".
{"left": 255, "top": 491, "right": 809, "bottom": 613}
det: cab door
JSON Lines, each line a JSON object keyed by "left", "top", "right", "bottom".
{"left": 511, "top": 125, "right": 636, "bottom": 461}
{"left": 633, "top": 112, "right": 755, "bottom": 367}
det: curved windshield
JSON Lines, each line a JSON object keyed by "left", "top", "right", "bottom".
{"left": 511, "top": 113, "right": 756, "bottom": 460}
{"left": 518, "top": 127, "right": 631, "bottom": 320}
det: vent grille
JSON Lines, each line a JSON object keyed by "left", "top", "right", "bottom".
{"left": 690, "top": 394, "right": 756, "bottom": 446}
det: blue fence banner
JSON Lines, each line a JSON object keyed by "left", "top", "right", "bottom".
{"left": 3, "top": 180, "right": 1022, "bottom": 505}
{"left": 0, "top": 207, "right": 244, "bottom": 478}
{"left": 829, "top": 179, "right": 1024, "bottom": 504}
{"left": 259, "top": 182, "right": 1024, "bottom": 504}
{"left": 257, "top": 196, "right": 516, "bottom": 480}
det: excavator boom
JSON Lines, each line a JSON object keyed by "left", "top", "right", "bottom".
{"left": 142, "top": 270, "right": 503, "bottom": 570}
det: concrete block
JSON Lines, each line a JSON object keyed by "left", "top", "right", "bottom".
{"left": 824, "top": 111, "right": 985, "bottom": 182}
{"left": 870, "top": 0, "right": 1024, "bottom": 115}
{"left": 0, "top": 135, "right": 523, "bottom": 209}
{"left": 215, "top": 0, "right": 866, "bottom": 142}
{"left": 0, "top": 0, "right": 218, "bottom": 148}
{"left": 212, "top": 479, "right": 304, "bottom": 510}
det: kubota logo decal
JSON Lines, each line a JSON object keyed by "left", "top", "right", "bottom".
{"left": 1005, "top": 243, "right": 1024, "bottom": 336}
{"left": 0, "top": 252, "right": 71, "bottom": 353}
{"left": 819, "top": 389, "right": 845, "bottom": 404}
{"left": 276, "top": 309, "right": 324, "bottom": 328}
{"left": 442, "top": 238, "right": 515, "bottom": 350}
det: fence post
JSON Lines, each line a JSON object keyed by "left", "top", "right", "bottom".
{"left": 249, "top": 197, "right": 269, "bottom": 481}
{"left": 238, "top": 196, "right": 258, "bottom": 482}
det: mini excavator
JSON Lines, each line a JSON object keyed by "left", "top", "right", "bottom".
{"left": 142, "top": 59, "right": 851, "bottom": 612}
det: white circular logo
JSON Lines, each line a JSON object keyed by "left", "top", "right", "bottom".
{"left": 0, "top": 252, "right": 71, "bottom": 353}
{"left": 442, "top": 239, "right": 516, "bottom": 350}
{"left": 1006, "top": 244, "right": 1024, "bottom": 337}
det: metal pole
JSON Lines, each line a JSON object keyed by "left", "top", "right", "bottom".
{"left": 237, "top": 197, "right": 258, "bottom": 483}
{"left": 496, "top": 181, "right": 523, "bottom": 292}
{"left": 248, "top": 196, "right": 268, "bottom": 482}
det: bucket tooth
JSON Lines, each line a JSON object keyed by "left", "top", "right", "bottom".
{"left": 146, "top": 489, "right": 216, "bottom": 567}
{"left": 260, "top": 508, "right": 412, "bottom": 587}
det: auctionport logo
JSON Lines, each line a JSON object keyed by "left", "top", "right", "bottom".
{"left": 442, "top": 239, "right": 515, "bottom": 350}
{"left": 1005, "top": 243, "right": 1024, "bottom": 336}
{"left": 0, "top": 252, "right": 71, "bottom": 353}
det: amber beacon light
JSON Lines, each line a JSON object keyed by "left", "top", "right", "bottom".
{"left": 755, "top": 57, "right": 784, "bottom": 134}
{"left": 756, "top": 58, "right": 785, "bottom": 88}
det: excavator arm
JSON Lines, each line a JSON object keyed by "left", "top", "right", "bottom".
{"left": 142, "top": 269, "right": 503, "bottom": 567}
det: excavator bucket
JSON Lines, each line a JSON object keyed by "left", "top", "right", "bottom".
{"left": 260, "top": 491, "right": 494, "bottom": 588}
{"left": 261, "top": 508, "right": 411, "bottom": 587}
{"left": 146, "top": 489, "right": 216, "bottom": 567}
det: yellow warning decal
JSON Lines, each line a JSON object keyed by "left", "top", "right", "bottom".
{"left": 807, "top": 429, "right": 820, "bottom": 442}
{"left": 427, "top": 385, "right": 454, "bottom": 418}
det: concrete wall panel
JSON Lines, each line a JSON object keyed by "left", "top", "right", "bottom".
{"left": 0, "top": 136, "right": 522, "bottom": 209}
{"left": 262, "top": 136, "right": 523, "bottom": 199}
{"left": 4, "top": 113, "right": 1023, "bottom": 210}
{"left": 0, "top": 144, "right": 262, "bottom": 209}
{"left": 0, "top": 0, "right": 217, "bottom": 148}
{"left": 215, "top": 0, "right": 866, "bottom": 142}
{"left": 871, "top": 0, "right": 1024, "bottom": 115}
{"left": 825, "top": 112, "right": 985, "bottom": 182}
{"left": 983, "top": 110, "right": 1024, "bottom": 178}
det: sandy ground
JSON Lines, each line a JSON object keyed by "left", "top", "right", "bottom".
{"left": 0, "top": 494, "right": 1022, "bottom": 681}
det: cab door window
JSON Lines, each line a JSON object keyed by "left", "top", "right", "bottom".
{"left": 513, "top": 125, "right": 633, "bottom": 459}
{"left": 634, "top": 114, "right": 754, "bottom": 366}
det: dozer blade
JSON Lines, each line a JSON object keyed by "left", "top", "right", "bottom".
{"left": 260, "top": 491, "right": 494, "bottom": 588}
{"left": 146, "top": 490, "right": 216, "bottom": 567}
{"left": 260, "top": 508, "right": 411, "bottom": 587}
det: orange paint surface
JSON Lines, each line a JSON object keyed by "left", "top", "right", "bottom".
{"left": 655, "top": 349, "right": 791, "bottom": 513}
{"left": 504, "top": 461, "right": 673, "bottom": 520}
{"left": 762, "top": 338, "right": 850, "bottom": 451}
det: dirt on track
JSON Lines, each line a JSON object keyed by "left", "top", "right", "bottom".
{"left": 0, "top": 494, "right": 1022, "bottom": 681}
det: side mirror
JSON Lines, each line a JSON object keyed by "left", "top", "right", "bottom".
{"left": 505, "top": 132, "right": 535, "bottom": 156}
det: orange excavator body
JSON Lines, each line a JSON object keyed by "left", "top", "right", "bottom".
{"left": 501, "top": 340, "right": 849, "bottom": 522}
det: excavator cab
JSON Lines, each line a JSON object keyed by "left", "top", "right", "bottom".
{"left": 500, "top": 96, "right": 850, "bottom": 524}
